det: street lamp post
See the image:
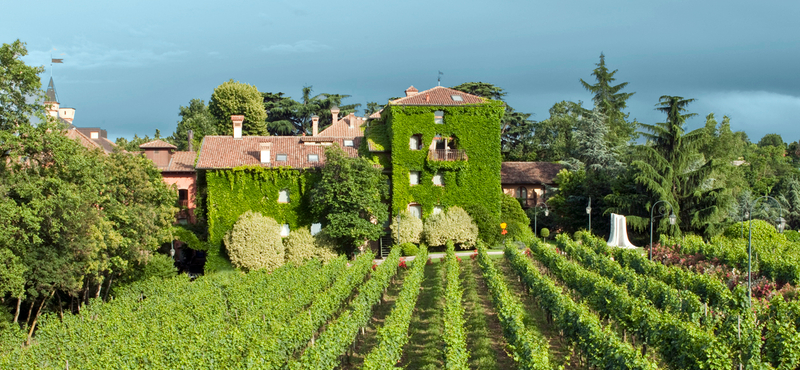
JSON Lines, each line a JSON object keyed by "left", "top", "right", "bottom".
{"left": 534, "top": 203, "right": 549, "bottom": 237}
{"left": 745, "top": 195, "right": 786, "bottom": 306}
{"left": 649, "top": 200, "right": 676, "bottom": 261}
{"left": 586, "top": 198, "right": 592, "bottom": 233}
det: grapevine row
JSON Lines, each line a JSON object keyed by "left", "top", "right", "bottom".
{"left": 443, "top": 241, "right": 469, "bottom": 369}
{"left": 288, "top": 246, "right": 403, "bottom": 370}
{"left": 503, "top": 245, "right": 656, "bottom": 370}
{"left": 247, "top": 251, "right": 375, "bottom": 369}
{"left": 361, "top": 246, "right": 429, "bottom": 370}
{"left": 530, "top": 236, "right": 731, "bottom": 370}
{"left": 476, "top": 243, "right": 551, "bottom": 370}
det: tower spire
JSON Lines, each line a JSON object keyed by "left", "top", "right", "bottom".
{"left": 45, "top": 77, "right": 58, "bottom": 103}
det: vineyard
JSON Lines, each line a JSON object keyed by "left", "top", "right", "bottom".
{"left": 4, "top": 231, "right": 800, "bottom": 369}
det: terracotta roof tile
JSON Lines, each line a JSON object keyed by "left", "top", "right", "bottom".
{"left": 140, "top": 140, "right": 177, "bottom": 149}
{"left": 317, "top": 114, "right": 366, "bottom": 137}
{"left": 162, "top": 151, "right": 196, "bottom": 172}
{"left": 196, "top": 136, "right": 361, "bottom": 169}
{"left": 390, "top": 86, "right": 485, "bottom": 106}
{"left": 368, "top": 109, "right": 382, "bottom": 119}
{"left": 501, "top": 162, "right": 564, "bottom": 185}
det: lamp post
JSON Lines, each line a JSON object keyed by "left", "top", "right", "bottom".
{"left": 745, "top": 195, "right": 786, "bottom": 306}
{"left": 586, "top": 198, "right": 592, "bottom": 233}
{"left": 534, "top": 203, "right": 549, "bottom": 237}
{"left": 649, "top": 200, "right": 676, "bottom": 261}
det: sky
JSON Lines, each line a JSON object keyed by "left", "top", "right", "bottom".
{"left": 4, "top": 0, "right": 799, "bottom": 143}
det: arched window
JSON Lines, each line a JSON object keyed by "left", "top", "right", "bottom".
{"left": 517, "top": 187, "right": 527, "bottom": 201}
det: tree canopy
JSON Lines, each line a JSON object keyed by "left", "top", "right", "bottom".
{"left": 209, "top": 80, "right": 268, "bottom": 136}
{"left": 309, "top": 146, "right": 388, "bottom": 255}
{"left": 264, "top": 86, "right": 360, "bottom": 136}
{"left": 0, "top": 40, "right": 45, "bottom": 130}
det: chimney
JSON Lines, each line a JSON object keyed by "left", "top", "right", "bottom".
{"left": 425, "top": 93, "right": 430, "bottom": 102}
{"left": 405, "top": 86, "right": 419, "bottom": 97}
{"left": 231, "top": 115, "right": 244, "bottom": 139}
{"left": 187, "top": 130, "right": 194, "bottom": 152}
{"left": 260, "top": 142, "right": 271, "bottom": 163}
{"left": 347, "top": 113, "right": 355, "bottom": 128}
{"left": 311, "top": 115, "right": 319, "bottom": 136}
{"left": 330, "top": 106, "right": 340, "bottom": 124}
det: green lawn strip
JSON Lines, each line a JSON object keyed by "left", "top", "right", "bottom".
{"left": 495, "top": 254, "right": 577, "bottom": 369}
{"left": 396, "top": 255, "right": 445, "bottom": 370}
{"left": 362, "top": 247, "right": 430, "bottom": 369}
{"left": 460, "top": 257, "right": 502, "bottom": 370}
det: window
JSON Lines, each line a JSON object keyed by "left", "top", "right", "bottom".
{"left": 154, "top": 150, "right": 160, "bottom": 154}
{"left": 308, "top": 154, "right": 319, "bottom": 162}
{"left": 344, "top": 140, "right": 354, "bottom": 147}
{"left": 280, "top": 224, "right": 290, "bottom": 237}
{"left": 434, "top": 110, "right": 444, "bottom": 124}
{"left": 432, "top": 172, "right": 443, "bottom": 186}
{"left": 408, "top": 204, "right": 422, "bottom": 219}
{"left": 276, "top": 154, "right": 287, "bottom": 161}
{"left": 409, "top": 171, "right": 420, "bottom": 185}
{"left": 310, "top": 223, "right": 322, "bottom": 236}
{"left": 451, "top": 95, "right": 463, "bottom": 102}
{"left": 517, "top": 187, "right": 528, "bottom": 200}
{"left": 278, "top": 189, "right": 290, "bottom": 203}
{"left": 409, "top": 134, "right": 422, "bottom": 150}
{"left": 90, "top": 132, "right": 99, "bottom": 139}
{"left": 433, "top": 206, "right": 443, "bottom": 215}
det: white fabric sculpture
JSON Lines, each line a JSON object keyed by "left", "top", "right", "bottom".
{"left": 607, "top": 213, "right": 637, "bottom": 249}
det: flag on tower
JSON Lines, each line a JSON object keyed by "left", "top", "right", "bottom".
{"left": 52, "top": 58, "right": 63, "bottom": 63}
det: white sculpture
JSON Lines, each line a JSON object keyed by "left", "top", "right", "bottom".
{"left": 607, "top": 213, "right": 637, "bottom": 249}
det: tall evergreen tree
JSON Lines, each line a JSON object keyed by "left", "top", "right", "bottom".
{"left": 580, "top": 53, "right": 638, "bottom": 146}
{"left": 264, "top": 86, "right": 360, "bottom": 136}
{"left": 609, "top": 96, "right": 731, "bottom": 237}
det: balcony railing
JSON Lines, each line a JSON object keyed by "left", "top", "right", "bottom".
{"left": 427, "top": 149, "right": 467, "bottom": 161}
{"left": 178, "top": 199, "right": 190, "bottom": 208}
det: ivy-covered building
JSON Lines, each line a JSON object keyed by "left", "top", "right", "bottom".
{"left": 364, "top": 86, "right": 506, "bottom": 220}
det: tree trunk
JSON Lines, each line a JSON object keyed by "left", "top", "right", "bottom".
{"left": 13, "top": 297, "right": 21, "bottom": 323}
{"left": 56, "top": 292, "right": 64, "bottom": 321}
{"left": 25, "top": 299, "right": 34, "bottom": 327}
{"left": 104, "top": 275, "right": 114, "bottom": 301}
{"left": 26, "top": 290, "right": 54, "bottom": 345}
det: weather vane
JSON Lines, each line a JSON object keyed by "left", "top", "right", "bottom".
{"left": 438, "top": 71, "right": 443, "bottom": 86}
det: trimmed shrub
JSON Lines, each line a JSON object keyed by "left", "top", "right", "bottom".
{"left": 390, "top": 209, "right": 423, "bottom": 245}
{"left": 400, "top": 242, "right": 419, "bottom": 256}
{"left": 540, "top": 228, "right": 550, "bottom": 240}
{"left": 284, "top": 228, "right": 318, "bottom": 265}
{"left": 142, "top": 254, "right": 178, "bottom": 280}
{"left": 223, "top": 211, "right": 284, "bottom": 272}
{"left": 784, "top": 229, "right": 800, "bottom": 242}
{"left": 423, "top": 206, "right": 479, "bottom": 249}
{"left": 464, "top": 204, "right": 500, "bottom": 246}
{"left": 313, "top": 228, "right": 342, "bottom": 262}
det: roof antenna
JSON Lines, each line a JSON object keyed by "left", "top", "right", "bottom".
{"left": 438, "top": 71, "right": 443, "bottom": 86}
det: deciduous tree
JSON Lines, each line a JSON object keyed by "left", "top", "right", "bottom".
{"left": 209, "top": 80, "right": 268, "bottom": 136}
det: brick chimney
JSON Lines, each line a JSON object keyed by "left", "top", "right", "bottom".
{"left": 231, "top": 115, "right": 244, "bottom": 139}
{"left": 260, "top": 142, "right": 271, "bottom": 163}
{"left": 330, "top": 106, "right": 340, "bottom": 124}
{"left": 311, "top": 115, "right": 319, "bottom": 136}
{"left": 405, "top": 86, "right": 419, "bottom": 97}
{"left": 187, "top": 130, "right": 194, "bottom": 152}
{"left": 347, "top": 113, "right": 355, "bottom": 128}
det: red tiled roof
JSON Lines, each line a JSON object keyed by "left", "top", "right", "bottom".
{"left": 66, "top": 129, "right": 104, "bottom": 152}
{"left": 390, "top": 86, "right": 485, "bottom": 106}
{"left": 501, "top": 162, "right": 564, "bottom": 185}
{"left": 196, "top": 136, "right": 361, "bottom": 169}
{"left": 317, "top": 113, "right": 366, "bottom": 137}
{"left": 161, "top": 151, "right": 196, "bottom": 172}
{"left": 368, "top": 109, "right": 382, "bottom": 119}
{"left": 140, "top": 140, "right": 177, "bottom": 149}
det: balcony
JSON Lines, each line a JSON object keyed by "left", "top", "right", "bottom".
{"left": 427, "top": 149, "right": 467, "bottom": 161}
{"left": 178, "top": 199, "right": 190, "bottom": 208}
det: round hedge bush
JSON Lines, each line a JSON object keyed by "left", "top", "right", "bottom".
{"left": 400, "top": 242, "right": 419, "bottom": 256}
{"left": 391, "top": 209, "right": 423, "bottom": 245}
{"left": 540, "top": 228, "right": 550, "bottom": 240}
{"left": 284, "top": 227, "right": 317, "bottom": 265}
{"left": 423, "top": 206, "right": 479, "bottom": 249}
{"left": 223, "top": 211, "right": 284, "bottom": 272}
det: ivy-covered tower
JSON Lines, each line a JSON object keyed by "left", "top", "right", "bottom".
{"left": 376, "top": 85, "right": 505, "bottom": 220}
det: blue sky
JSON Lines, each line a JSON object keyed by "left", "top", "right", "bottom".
{"left": 5, "top": 0, "right": 799, "bottom": 143}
